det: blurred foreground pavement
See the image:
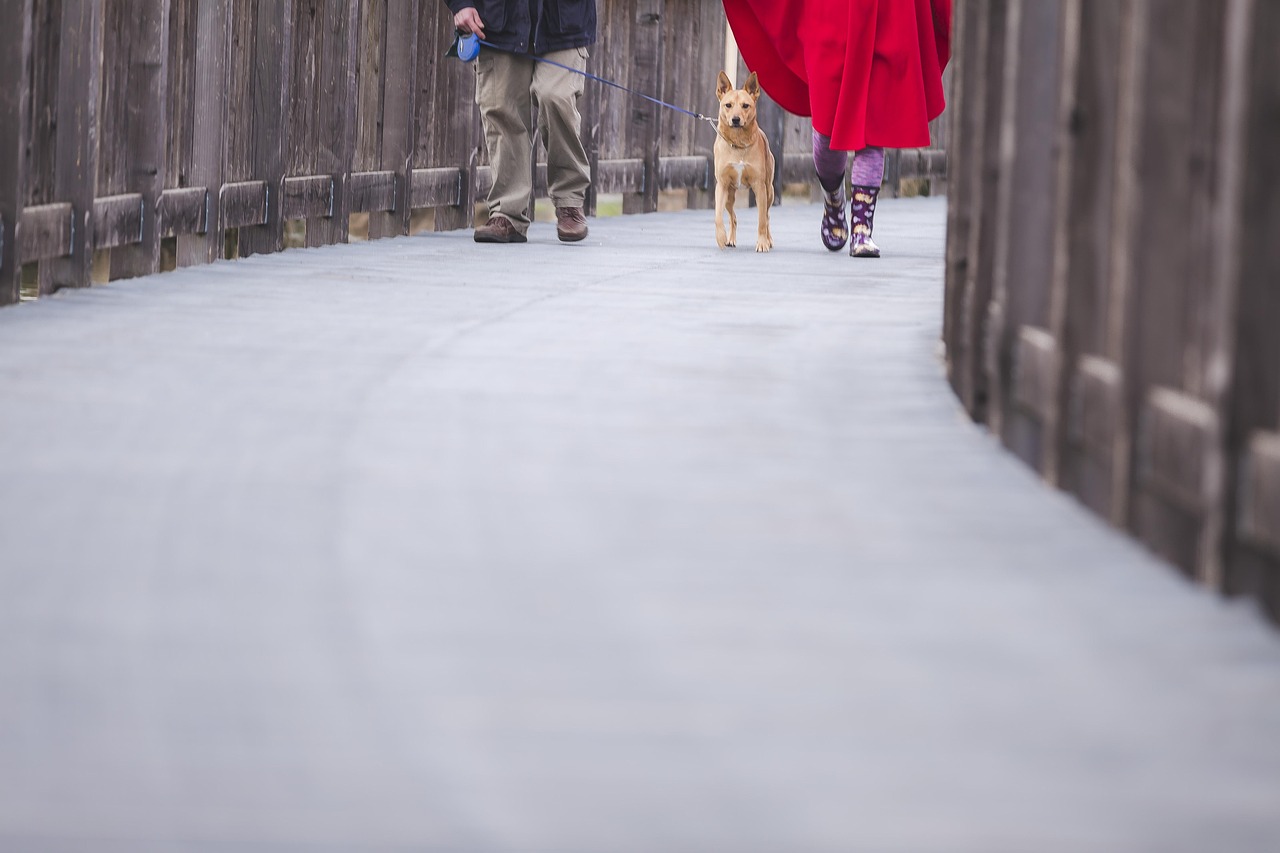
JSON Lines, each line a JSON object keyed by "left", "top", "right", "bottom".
{"left": 1, "top": 198, "right": 1279, "bottom": 852}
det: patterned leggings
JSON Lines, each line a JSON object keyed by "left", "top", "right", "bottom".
{"left": 813, "top": 129, "right": 885, "bottom": 190}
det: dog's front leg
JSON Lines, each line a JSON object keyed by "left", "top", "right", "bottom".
{"left": 714, "top": 180, "right": 730, "bottom": 249}
{"left": 725, "top": 184, "right": 738, "bottom": 248}
{"left": 754, "top": 181, "right": 773, "bottom": 253}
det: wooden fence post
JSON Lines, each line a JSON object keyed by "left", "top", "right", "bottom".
{"left": 178, "top": 0, "right": 232, "bottom": 266}
{"left": 1223, "top": 0, "right": 1280, "bottom": 615}
{"left": 674, "top": 0, "right": 721, "bottom": 211}
{"left": 239, "top": 0, "right": 293, "bottom": 257}
{"left": 624, "top": 0, "right": 664, "bottom": 215}
{"left": 110, "top": 0, "right": 171, "bottom": 279}
{"left": 367, "top": 0, "right": 419, "bottom": 239}
{"left": 1110, "top": 0, "right": 1234, "bottom": 581}
{"left": 307, "top": 0, "right": 360, "bottom": 247}
{"left": 582, "top": 35, "right": 601, "bottom": 218}
{"left": 1043, "top": 0, "right": 1131, "bottom": 518}
{"left": 955, "top": 0, "right": 1008, "bottom": 422}
{"left": 430, "top": 3, "right": 479, "bottom": 233}
{"left": 45, "top": 0, "right": 104, "bottom": 292}
{"left": 0, "top": 0, "right": 33, "bottom": 305}
{"left": 984, "top": 0, "right": 1064, "bottom": 469}
{"left": 943, "top": 0, "right": 979, "bottom": 396}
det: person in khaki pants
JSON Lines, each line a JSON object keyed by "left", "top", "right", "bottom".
{"left": 448, "top": 0, "right": 596, "bottom": 244}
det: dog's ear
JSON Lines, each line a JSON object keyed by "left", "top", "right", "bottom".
{"left": 744, "top": 72, "right": 761, "bottom": 100}
{"left": 716, "top": 70, "right": 733, "bottom": 98}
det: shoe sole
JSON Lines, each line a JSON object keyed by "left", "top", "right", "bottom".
{"left": 474, "top": 232, "right": 527, "bottom": 244}
{"left": 557, "top": 231, "right": 588, "bottom": 243}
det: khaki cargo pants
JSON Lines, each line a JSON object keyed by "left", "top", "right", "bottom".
{"left": 474, "top": 46, "right": 592, "bottom": 236}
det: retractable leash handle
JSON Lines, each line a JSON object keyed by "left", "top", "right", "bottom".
{"left": 455, "top": 32, "right": 481, "bottom": 61}
{"left": 445, "top": 30, "right": 482, "bottom": 61}
{"left": 446, "top": 31, "right": 718, "bottom": 131}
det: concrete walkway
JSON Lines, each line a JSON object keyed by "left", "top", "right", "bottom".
{"left": 1, "top": 198, "right": 1278, "bottom": 852}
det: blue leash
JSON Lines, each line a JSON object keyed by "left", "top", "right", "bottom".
{"left": 452, "top": 33, "right": 719, "bottom": 132}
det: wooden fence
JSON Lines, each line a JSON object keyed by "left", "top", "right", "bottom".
{"left": 945, "top": 0, "right": 1280, "bottom": 621}
{"left": 0, "top": 0, "right": 948, "bottom": 306}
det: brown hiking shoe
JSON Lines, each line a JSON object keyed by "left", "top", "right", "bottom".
{"left": 474, "top": 215, "right": 527, "bottom": 244}
{"left": 555, "top": 206, "right": 588, "bottom": 242}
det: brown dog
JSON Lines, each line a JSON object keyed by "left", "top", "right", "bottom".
{"left": 713, "top": 70, "right": 775, "bottom": 252}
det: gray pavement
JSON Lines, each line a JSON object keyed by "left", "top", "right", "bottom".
{"left": 1, "top": 197, "right": 1279, "bottom": 852}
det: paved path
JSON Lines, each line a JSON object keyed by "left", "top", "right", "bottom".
{"left": 1, "top": 198, "right": 1279, "bottom": 852}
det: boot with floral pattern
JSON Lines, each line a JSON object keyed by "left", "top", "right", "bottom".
{"left": 820, "top": 184, "right": 848, "bottom": 251}
{"left": 849, "top": 185, "right": 880, "bottom": 258}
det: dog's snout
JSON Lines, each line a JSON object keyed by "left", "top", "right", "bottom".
{"left": 731, "top": 117, "right": 742, "bottom": 127}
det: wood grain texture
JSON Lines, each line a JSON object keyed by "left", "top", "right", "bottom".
{"left": 238, "top": 0, "right": 293, "bottom": 257}
{"left": 109, "top": 0, "right": 171, "bottom": 280}
{"left": 20, "top": 202, "right": 73, "bottom": 263}
{"left": 0, "top": 0, "right": 33, "bottom": 304}
{"left": 178, "top": 0, "right": 232, "bottom": 265}
{"left": 368, "top": 0, "right": 418, "bottom": 239}
{"left": 45, "top": 0, "right": 104, "bottom": 292}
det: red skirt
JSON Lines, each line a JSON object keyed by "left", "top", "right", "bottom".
{"left": 722, "top": 0, "right": 952, "bottom": 151}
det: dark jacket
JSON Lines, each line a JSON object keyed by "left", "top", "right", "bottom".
{"left": 445, "top": 0, "right": 596, "bottom": 55}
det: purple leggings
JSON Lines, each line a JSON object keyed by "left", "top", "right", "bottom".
{"left": 813, "top": 129, "right": 885, "bottom": 190}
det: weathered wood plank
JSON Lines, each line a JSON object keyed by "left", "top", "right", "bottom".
{"left": 779, "top": 152, "right": 814, "bottom": 186}
{"left": 941, "top": 0, "right": 980, "bottom": 398}
{"left": 1046, "top": 0, "right": 1127, "bottom": 516}
{"left": 623, "top": 1, "right": 664, "bottom": 215}
{"left": 596, "top": 159, "right": 645, "bottom": 195}
{"left": 92, "top": 194, "right": 145, "bottom": 249}
{"left": 368, "top": 0, "right": 419, "bottom": 239}
{"left": 684, "top": 0, "right": 726, "bottom": 210}
{"left": 238, "top": 0, "right": 293, "bottom": 257}
{"left": 354, "top": 0, "right": 385, "bottom": 174}
{"left": 109, "top": 0, "right": 171, "bottom": 280}
{"left": 1239, "top": 432, "right": 1280, "bottom": 559}
{"left": 985, "top": 0, "right": 1064, "bottom": 465}
{"left": 307, "top": 0, "right": 360, "bottom": 247}
{"left": 430, "top": 0, "right": 478, "bottom": 233}
{"left": 476, "top": 165, "right": 494, "bottom": 201}
{"left": 25, "top": 0, "right": 58, "bottom": 210}
{"left": 159, "top": 186, "right": 208, "bottom": 237}
{"left": 224, "top": 0, "right": 255, "bottom": 184}
{"left": 282, "top": 174, "right": 334, "bottom": 222}
{"left": 348, "top": 171, "right": 397, "bottom": 213}
{"left": 1066, "top": 354, "right": 1122, "bottom": 457}
{"left": 1120, "top": 0, "right": 1230, "bottom": 581}
{"left": 657, "top": 156, "right": 709, "bottom": 191}
{"left": 20, "top": 203, "right": 74, "bottom": 263}
{"left": 1223, "top": 0, "right": 1280, "bottom": 613}
{"left": 0, "top": 0, "right": 33, "bottom": 304}
{"left": 220, "top": 180, "right": 269, "bottom": 229}
{"left": 1063, "top": 361, "right": 1125, "bottom": 517}
{"left": 164, "top": 0, "right": 196, "bottom": 197}
{"left": 1137, "top": 387, "right": 1220, "bottom": 515}
{"left": 409, "top": 168, "right": 462, "bottom": 210}
{"left": 177, "top": 0, "right": 232, "bottom": 266}
{"left": 957, "top": 0, "right": 1009, "bottom": 422}
{"left": 1010, "top": 325, "right": 1059, "bottom": 423}
{"left": 581, "top": 1, "right": 606, "bottom": 217}
{"left": 44, "top": 0, "right": 104, "bottom": 293}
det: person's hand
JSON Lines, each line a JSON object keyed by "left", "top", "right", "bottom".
{"left": 454, "top": 7, "right": 485, "bottom": 38}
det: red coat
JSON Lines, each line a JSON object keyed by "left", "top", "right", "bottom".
{"left": 722, "top": 0, "right": 952, "bottom": 151}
